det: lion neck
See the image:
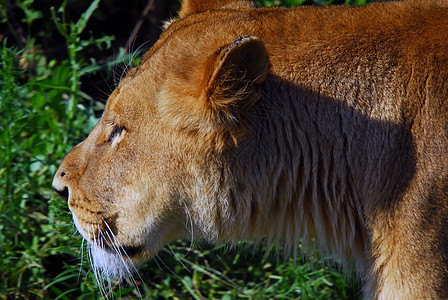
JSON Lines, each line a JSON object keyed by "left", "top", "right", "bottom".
{"left": 188, "top": 76, "right": 414, "bottom": 274}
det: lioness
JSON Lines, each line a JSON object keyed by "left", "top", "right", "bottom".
{"left": 53, "top": 0, "right": 448, "bottom": 298}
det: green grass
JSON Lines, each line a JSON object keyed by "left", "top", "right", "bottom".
{"left": 136, "top": 242, "right": 362, "bottom": 299}
{"left": 0, "top": 0, "right": 367, "bottom": 299}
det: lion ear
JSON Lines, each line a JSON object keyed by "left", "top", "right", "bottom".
{"left": 205, "top": 36, "right": 269, "bottom": 120}
{"left": 179, "top": 0, "right": 255, "bottom": 18}
{"left": 157, "top": 36, "right": 268, "bottom": 149}
{"left": 197, "top": 35, "right": 268, "bottom": 145}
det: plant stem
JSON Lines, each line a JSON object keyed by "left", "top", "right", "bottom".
{"left": 0, "top": 44, "right": 14, "bottom": 204}
{"left": 67, "top": 41, "right": 79, "bottom": 123}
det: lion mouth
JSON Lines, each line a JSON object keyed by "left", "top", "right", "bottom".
{"left": 101, "top": 243, "right": 143, "bottom": 258}
{"left": 120, "top": 245, "right": 143, "bottom": 257}
{"left": 72, "top": 214, "right": 143, "bottom": 258}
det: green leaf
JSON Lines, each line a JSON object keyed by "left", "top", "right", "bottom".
{"left": 75, "top": 0, "right": 101, "bottom": 35}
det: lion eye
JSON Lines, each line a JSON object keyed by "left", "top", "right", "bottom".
{"left": 108, "top": 126, "right": 125, "bottom": 143}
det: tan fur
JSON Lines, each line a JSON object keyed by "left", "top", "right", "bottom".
{"left": 53, "top": 0, "right": 448, "bottom": 298}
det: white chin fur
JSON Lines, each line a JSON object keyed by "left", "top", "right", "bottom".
{"left": 89, "top": 243, "right": 137, "bottom": 280}
{"left": 71, "top": 215, "right": 138, "bottom": 279}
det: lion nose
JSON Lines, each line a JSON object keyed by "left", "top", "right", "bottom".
{"left": 53, "top": 171, "right": 69, "bottom": 201}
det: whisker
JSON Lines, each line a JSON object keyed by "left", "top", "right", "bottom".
{"left": 168, "top": 244, "right": 189, "bottom": 271}
{"left": 183, "top": 202, "right": 196, "bottom": 255}
{"left": 99, "top": 230, "right": 115, "bottom": 300}
{"left": 77, "top": 238, "right": 85, "bottom": 283}
{"left": 117, "top": 39, "right": 153, "bottom": 85}
{"left": 91, "top": 224, "right": 109, "bottom": 299}
{"left": 153, "top": 254, "right": 164, "bottom": 271}
{"left": 102, "top": 221, "right": 144, "bottom": 299}
{"left": 154, "top": 252, "right": 184, "bottom": 282}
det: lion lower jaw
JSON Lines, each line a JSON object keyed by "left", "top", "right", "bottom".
{"left": 71, "top": 215, "right": 141, "bottom": 279}
{"left": 88, "top": 243, "right": 140, "bottom": 280}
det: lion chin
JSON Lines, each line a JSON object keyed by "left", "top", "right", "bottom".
{"left": 88, "top": 244, "right": 137, "bottom": 280}
{"left": 72, "top": 214, "right": 145, "bottom": 280}
{"left": 53, "top": 0, "right": 448, "bottom": 299}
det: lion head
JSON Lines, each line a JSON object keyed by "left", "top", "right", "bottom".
{"left": 53, "top": 0, "right": 271, "bottom": 279}
{"left": 53, "top": 0, "right": 448, "bottom": 298}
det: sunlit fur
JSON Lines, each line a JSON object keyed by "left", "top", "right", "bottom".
{"left": 53, "top": 1, "right": 448, "bottom": 299}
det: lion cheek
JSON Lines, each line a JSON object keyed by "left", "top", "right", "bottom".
{"left": 111, "top": 192, "right": 191, "bottom": 257}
